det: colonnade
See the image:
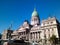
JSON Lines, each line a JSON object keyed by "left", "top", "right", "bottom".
{"left": 30, "top": 31, "right": 41, "bottom": 42}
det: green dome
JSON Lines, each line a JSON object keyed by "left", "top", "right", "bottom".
{"left": 32, "top": 8, "right": 39, "bottom": 17}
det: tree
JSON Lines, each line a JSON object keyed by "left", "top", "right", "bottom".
{"left": 0, "top": 33, "right": 2, "bottom": 39}
{"left": 49, "top": 35, "right": 57, "bottom": 45}
{"left": 0, "top": 33, "right": 2, "bottom": 45}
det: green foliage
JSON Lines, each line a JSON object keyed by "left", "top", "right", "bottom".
{"left": 49, "top": 35, "right": 57, "bottom": 45}
{"left": 49, "top": 35, "right": 56, "bottom": 41}
{"left": 0, "top": 33, "right": 2, "bottom": 39}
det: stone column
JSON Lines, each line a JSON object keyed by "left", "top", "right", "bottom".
{"left": 31, "top": 33, "right": 32, "bottom": 39}
{"left": 34, "top": 32, "right": 35, "bottom": 39}
{"left": 30, "top": 33, "right": 32, "bottom": 41}
{"left": 39, "top": 32, "right": 40, "bottom": 39}
{"left": 29, "top": 33, "right": 30, "bottom": 41}
{"left": 36, "top": 32, "right": 37, "bottom": 41}
{"left": 33, "top": 32, "right": 34, "bottom": 41}
{"left": 37, "top": 32, "right": 39, "bottom": 40}
{"left": 35, "top": 32, "right": 36, "bottom": 41}
{"left": 36, "top": 32, "right": 38, "bottom": 42}
{"left": 32, "top": 33, "right": 33, "bottom": 40}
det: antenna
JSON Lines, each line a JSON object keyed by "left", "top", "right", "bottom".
{"left": 8, "top": 21, "right": 13, "bottom": 30}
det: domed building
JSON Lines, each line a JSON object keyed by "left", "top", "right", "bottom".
{"left": 2, "top": 8, "right": 60, "bottom": 44}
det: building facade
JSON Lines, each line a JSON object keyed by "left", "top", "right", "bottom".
{"left": 2, "top": 30, "right": 13, "bottom": 40}
{"left": 2, "top": 8, "right": 60, "bottom": 44}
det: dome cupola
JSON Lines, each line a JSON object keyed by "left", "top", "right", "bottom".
{"left": 31, "top": 8, "right": 40, "bottom": 26}
{"left": 32, "top": 8, "right": 39, "bottom": 17}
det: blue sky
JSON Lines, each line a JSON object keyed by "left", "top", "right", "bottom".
{"left": 0, "top": 0, "right": 60, "bottom": 33}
